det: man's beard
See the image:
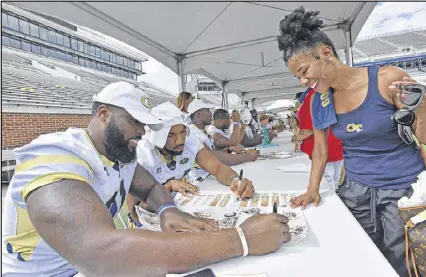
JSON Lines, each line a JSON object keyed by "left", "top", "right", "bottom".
{"left": 204, "top": 118, "right": 212, "bottom": 126}
{"left": 163, "top": 145, "right": 184, "bottom": 156}
{"left": 104, "top": 117, "right": 138, "bottom": 164}
{"left": 220, "top": 123, "right": 230, "bottom": 130}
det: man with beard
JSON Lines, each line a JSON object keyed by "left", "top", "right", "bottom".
{"left": 186, "top": 99, "right": 259, "bottom": 183}
{"left": 2, "top": 82, "right": 290, "bottom": 277}
{"left": 128, "top": 102, "right": 256, "bottom": 225}
{"left": 207, "top": 109, "right": 246, "bottom": 150}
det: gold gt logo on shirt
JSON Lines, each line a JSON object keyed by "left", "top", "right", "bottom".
{"left": 346, "top": 123, "right": 363, "bottom": 133}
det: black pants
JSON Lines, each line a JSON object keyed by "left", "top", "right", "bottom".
{"left": 338, "top": 179, "right": 413, "bottom": 277}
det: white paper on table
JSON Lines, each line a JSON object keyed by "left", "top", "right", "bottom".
{"left": 175, "top": 191, "right": 308, "bottom": 244}
{"left": 136, "top": 191, "right": 308, "bottom": 244}
{"left": 258, "top": 151, "right": 294, "bottom": 160}
{"left": 135, "top": 205, "right": 162, "bottom": 232}
{"left": 276, "top": 163, "right": 311, "bottom": 173}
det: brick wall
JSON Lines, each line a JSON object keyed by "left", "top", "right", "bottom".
{"left": 2, "top": 113, "right": 91, "bottom": 150}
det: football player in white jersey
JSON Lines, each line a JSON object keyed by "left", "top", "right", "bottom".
{"left": 207, "top": 109, "right": 247, "bottom": 150}
{"left": 187, "top": 99, "right": 259, "bottom": 166}
{"left": 2, "top": 82, "right": 291, "bottom": 277}
{"left": 129, "top": 102, "right": 257, "bottom": 224}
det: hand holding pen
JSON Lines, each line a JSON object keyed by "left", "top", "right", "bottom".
{"left": 230, "top": 169, "right": 255, "bottom": 199}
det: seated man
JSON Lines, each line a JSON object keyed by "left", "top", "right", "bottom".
{"left": 2, "top": 82, "right": 290, "bottom": 277}
{"left": 187, "top": 100, "right": 259, "bottom": 182}
{"left": 249, "top": 109, "right": 261, "bottom": 134}
{"left": 207, "top": 109, "right": 246, "bottom": 150}
{"left": 129, "top": 102, "right": 256, "bottom": 225}
{"left": 241, "top": 108, "right": 263, "bottom": 147}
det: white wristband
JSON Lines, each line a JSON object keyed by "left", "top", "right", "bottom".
{"left": 235, "top": 226, "right": 248, "bottom": 257}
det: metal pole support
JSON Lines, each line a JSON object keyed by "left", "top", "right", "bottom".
{"left": 345, "top": 30, "right": 354, "bottom": 67}
{"left": 177, "top": 56, "right": 186, "bottom": 91}
{"left": 222, "top": 81, "right": 229, "bottom": 110}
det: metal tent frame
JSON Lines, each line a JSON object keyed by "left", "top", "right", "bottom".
{"left": 9, "top": 2, "right": 376, "bottom": 109}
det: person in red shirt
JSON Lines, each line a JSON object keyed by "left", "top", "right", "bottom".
{"left": 295, "top": 88, "right": 344, "bottom": 191}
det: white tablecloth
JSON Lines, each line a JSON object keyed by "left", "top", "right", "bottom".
{"left": 172, "top": 131, "right": 398, "bottom": 277}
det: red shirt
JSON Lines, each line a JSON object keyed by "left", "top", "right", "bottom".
{"left": 296, "top": 89, "right": 343, "bottom": 162}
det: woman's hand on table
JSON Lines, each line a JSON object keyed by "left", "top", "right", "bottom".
{"left": 290, "top": 189, "right": 321, "bottom": 209}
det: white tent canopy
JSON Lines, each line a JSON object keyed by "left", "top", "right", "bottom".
{"left": 266, "top": 99, "right": 294, "bottom": 113}
{"left": 9, "top": 2, "right": 376, "bottom": 107}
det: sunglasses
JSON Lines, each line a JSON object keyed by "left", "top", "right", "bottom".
{"left": 392, "top": 83, "right": 425, "bottom": 145}
{"left": 392, "top": 83, "right": 425, "bottom": 126}
{"left": 398, "top": 124, "right": 414, "bottom": 145}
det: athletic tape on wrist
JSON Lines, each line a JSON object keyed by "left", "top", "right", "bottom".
{"left": 158, "top": 204, "right": 176, "bottom": 217}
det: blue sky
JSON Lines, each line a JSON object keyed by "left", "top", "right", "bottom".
{"left": 357, "top": 2, "right": 426, "bottom": 38}
{"left": 140, "top": 2, "right": 426, "bottom": 93}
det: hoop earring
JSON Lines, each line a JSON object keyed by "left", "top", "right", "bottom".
{"left": 321, "top": 61, "right": 335, "bottom": 79}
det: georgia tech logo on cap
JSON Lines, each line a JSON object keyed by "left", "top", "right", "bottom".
{"left": 141, "top": 95, "right": 152, "bottom": 108}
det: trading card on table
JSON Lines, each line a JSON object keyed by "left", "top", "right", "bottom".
{"left": 272, "top": 193, "right": 280, "bottom": 205}
{"left": 280, "top": 193, "right": 290, "bottom": 207}
{"left": 191, "top": 195, "right": 202, "bottom": 206}
{"left": 239, "top": 198, "right": 249, "bottom": 208}
{"left": 209, "top": 195, "right": 222, "bottom": 207}
{"left": 219, "top": 194, "right": 231, "bottom": 207}
{"left": 250, "top": 195, "right": 260, "bottom": 207}
{"left": 261, "top": 193, "right": 270, "bottom": 207}
{"left": 202, "top": 195, "right": 213, "bottom": 206}
{"left": 179, "top": 195, "right": 195, "bottom": 206}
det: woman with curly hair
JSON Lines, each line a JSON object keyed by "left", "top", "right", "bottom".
{"left": 278, "top": 7, "right": 426, "bottom": 276}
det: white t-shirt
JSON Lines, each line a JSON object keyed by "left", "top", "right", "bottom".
{"left": 206, "top": 124, "right": 234, "bottom": 140}
{"left": 2, "top": 128, "right": 136, "bottom": 277}
{"left": 253, "top": 119, "right": 261, "bottom": 132}
{"left": 190, "top": 124, "right": 215, "bottom": 150}
{"left": 245, "top": 125, "right": 254, "bottom": 138}
{"left": 187, "top": 124, "right": 215, "bottom": 182}
{"left": 137, "top": 130, "right": 203, "bottom": 185}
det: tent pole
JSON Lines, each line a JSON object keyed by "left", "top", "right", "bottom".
{"left": 222, "top": 81, "right": 229, "bottom": 110}
{"left": 345, "top": 30, "right": 354, "bottom": 67}
{"left": 177, "top": 59, "right": 186, "bottom": 91}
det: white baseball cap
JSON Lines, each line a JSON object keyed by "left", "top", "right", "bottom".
{"left": 239, "top": 108, "right": 252, "bottom": 125}
{"left": 187, "top": 99, "right": 215, "bottom": 116}
{"left": 146, "top": 102, "right": 190, "bottom": 149}
{"left": 92, "top": 81, "right": 162, "bottom": 130}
